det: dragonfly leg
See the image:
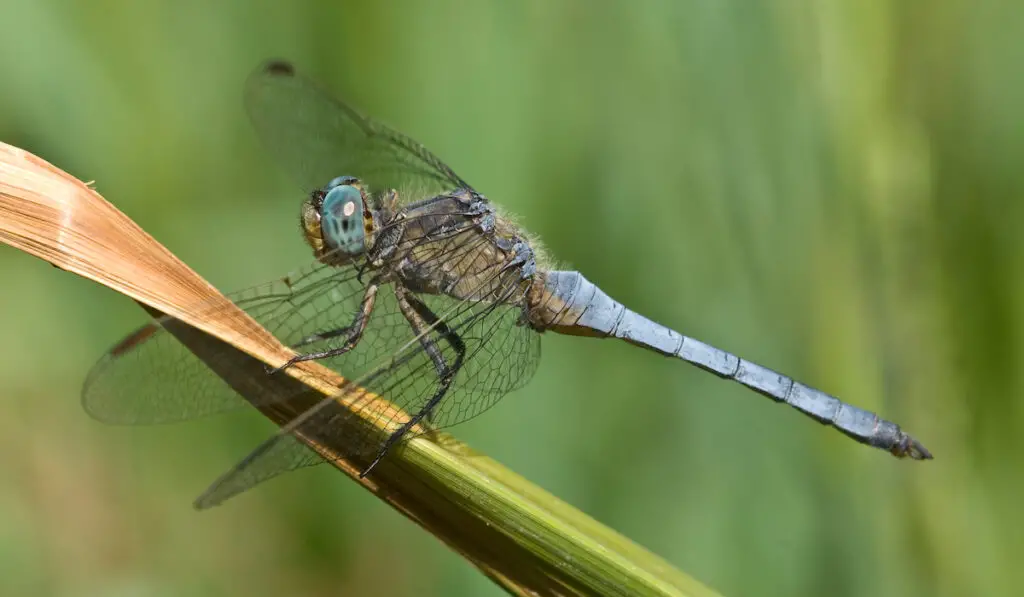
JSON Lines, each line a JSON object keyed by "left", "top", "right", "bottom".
{"left": 293, "top": 326, "right": 355, "bottom": 347}
{"left": 269, "top": 282, "right": 379, "bottom": 374}
{"left": 360, "top": 286, "right": 466, "bottom": 477}
{"left": 400, "top": 291, "right": 468, "bottom": 427}
{"left": 368, "top": 214, "right": 407, "bottom": 264}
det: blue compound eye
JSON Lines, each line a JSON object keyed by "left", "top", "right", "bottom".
{"left": 320, "top": 184, "right": 365, "bottom": 254}
{"left": 325, "top": 175, "right": 359, "bottom": 190}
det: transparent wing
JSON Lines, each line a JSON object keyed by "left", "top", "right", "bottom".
{"left": 245, "top": 60, "right": 471, "bottom": 198}
{"left": 194, "top": 225, "right": 541, "bottom": 508}
{"left": 81, "top": 214, "right": 482, "bottom": 424}
{"left": 82, "top": 261, "right": 368, "bottom": 424}
{"left": 84, "top": 205, "right": 541, "bottom": 507}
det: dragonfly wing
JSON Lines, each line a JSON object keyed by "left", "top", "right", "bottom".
{"left": 245, "top": 60, "right": 471, "bottom": 199}
{"left": 81, "top": 260, "right": 376, "bottom": 424}
{"left": 84, "top": 218, "right": 509, "bottom": 503}
{"left": 193, "top": 434, "right": 324, "bottom": 509}
{"left": 193, "top": 225, "right": 541, "bottom": 507}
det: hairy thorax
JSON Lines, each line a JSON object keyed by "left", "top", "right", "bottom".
{"left": 383, "top": 190, "right": 538, "bottom": 308}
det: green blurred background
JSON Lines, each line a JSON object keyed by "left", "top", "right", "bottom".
{"left": 0, "top": 1, "right": 1020, "bottom": 596}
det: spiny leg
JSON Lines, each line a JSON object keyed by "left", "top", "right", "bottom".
{"left": 404, "top": 292, "right": 468, "bottom": 429}
{"left": 362, "top": 193, "right": 407, "bottom": 270}
{"left": 293, "top": 325, "right": 356, "bottom": 347}
{"left": 270, "top": 281, "right": 379, "bottom": 374}
{"left": 360, "top": 285, "right": 466, "bottom": 477}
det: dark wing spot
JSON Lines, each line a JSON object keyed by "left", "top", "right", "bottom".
{"left": 263, "top": 60, "right": 295, "bottom": 77}
{"left": 110, "top": 323, "right": 160, "bottom": 356}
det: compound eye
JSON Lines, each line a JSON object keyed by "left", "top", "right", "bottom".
{"left": 325, "top": 175, "right": 360, "bottom": 190}
{"left": 319, "top": 184, "right": 365, "bottom": 254}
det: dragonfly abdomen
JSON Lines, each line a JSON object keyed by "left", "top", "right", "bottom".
{"left": 528, "top": 270, "right": 932, "bottom": 460}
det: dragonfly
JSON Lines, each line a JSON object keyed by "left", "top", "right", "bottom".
{"left": 82, "top": 61, "right": 932, "bottom": 509}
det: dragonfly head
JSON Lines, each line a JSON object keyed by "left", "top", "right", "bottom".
{"left": 302, "top": 176, "right": 372, "bottom": 264}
